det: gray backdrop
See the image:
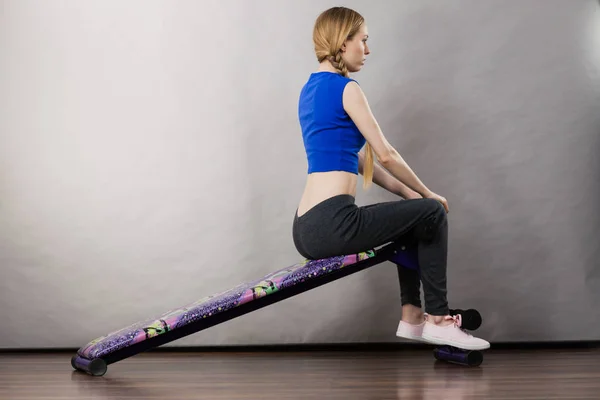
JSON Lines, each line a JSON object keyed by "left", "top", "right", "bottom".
{"left": 1, "top": 0, "right": 599, "bottom": 349}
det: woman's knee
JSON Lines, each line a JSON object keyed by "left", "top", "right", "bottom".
{"left": 424, "top": 198, "right": 446, "bottom": 218}
{"left": 414, "top": 199, "right": 447, "bottom": 241}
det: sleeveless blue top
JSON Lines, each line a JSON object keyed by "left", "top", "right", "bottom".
{"left": 298, "top": 72, "right": 366, "bottom": 174}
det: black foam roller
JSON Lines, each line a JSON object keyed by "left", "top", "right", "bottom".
{"left": 449, "top": 308, "right": 482, "bottom": 331}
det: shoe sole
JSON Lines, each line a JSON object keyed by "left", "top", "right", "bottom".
{"left": 420, "top": 334, "right": 490, "bottom": 350}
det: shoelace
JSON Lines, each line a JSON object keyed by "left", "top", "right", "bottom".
{"left": 423, "top": 313, "right": 468, "bottom": 334}
{"left": 424, "top": 313, "right": 462, "bottom": 326}
{"left": 448, "top": 313, "right": 474, "bottom": 336}
{"left": 425, "top": 313, "right": 471, "bottom": 335}
{"left": 445, "top": 313, "right": 462, "bottom": 327}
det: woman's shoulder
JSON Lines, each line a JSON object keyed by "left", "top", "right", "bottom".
{"left": 299, "top": 72, "right": 362, "bottom": 105}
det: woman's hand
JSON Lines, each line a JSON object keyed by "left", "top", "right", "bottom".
{"left": 423, "top": 191, "right": 449, "bottom": 213}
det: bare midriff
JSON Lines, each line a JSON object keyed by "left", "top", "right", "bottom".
{"left": 296, "top": 171, "right": 358, "bottom": 217}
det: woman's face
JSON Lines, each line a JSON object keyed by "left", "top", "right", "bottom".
{"left": 342, "top": 24, "right": 370, "bottom": 73}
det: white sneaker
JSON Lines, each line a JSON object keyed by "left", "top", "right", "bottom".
{"left": 421, "top": 314, "right": 490, "bottom": 350}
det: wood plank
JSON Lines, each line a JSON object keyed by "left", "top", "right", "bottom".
{"left": 1, "top": 348, "right": 599, "bottom": 399}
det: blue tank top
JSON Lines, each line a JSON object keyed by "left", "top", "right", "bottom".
{"left": 298, "top": 72, "right": 366, "bottom": 174}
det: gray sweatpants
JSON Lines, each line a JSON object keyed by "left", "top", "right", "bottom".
{"left": 292, "top": 194, "right": 449, "bottom": 315}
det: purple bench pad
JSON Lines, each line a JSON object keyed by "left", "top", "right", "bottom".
{"left": 77, "top": 250, "right": 377, "bottom": 360}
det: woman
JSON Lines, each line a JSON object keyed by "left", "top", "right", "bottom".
{"left": 292, "top": 6, "right": 489, "bottom": 350}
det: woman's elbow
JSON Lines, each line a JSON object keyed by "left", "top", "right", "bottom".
{"left": 377, "top": 148, "right": 397, "bottom": 165}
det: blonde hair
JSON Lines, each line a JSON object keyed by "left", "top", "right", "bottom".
{"left": 313, "top": 7, "right": 374, "bottom": 189}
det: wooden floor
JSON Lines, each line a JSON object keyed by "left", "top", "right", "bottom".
{"left": 1, "top": 347, "right": 599, "bottom": 399}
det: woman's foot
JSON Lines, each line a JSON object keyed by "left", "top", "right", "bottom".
{"left": 396, "top": 304, "right": 426, "bottom": 341}
{"left": 421, "top": 314, "right": 490, "bottom": 350}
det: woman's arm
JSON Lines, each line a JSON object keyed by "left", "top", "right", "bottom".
{"left": 345, "top": 81, "right": 449, "bottom": 212}
{"left": 343, "top": 81, "right": 431, "bottom": 197}
{"left": 358, "top": 150, "right": 422, "bottom": 200}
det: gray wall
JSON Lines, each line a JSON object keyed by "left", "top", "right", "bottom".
{"left": 1, "top": 0, "right": 598, "bottom": 349}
